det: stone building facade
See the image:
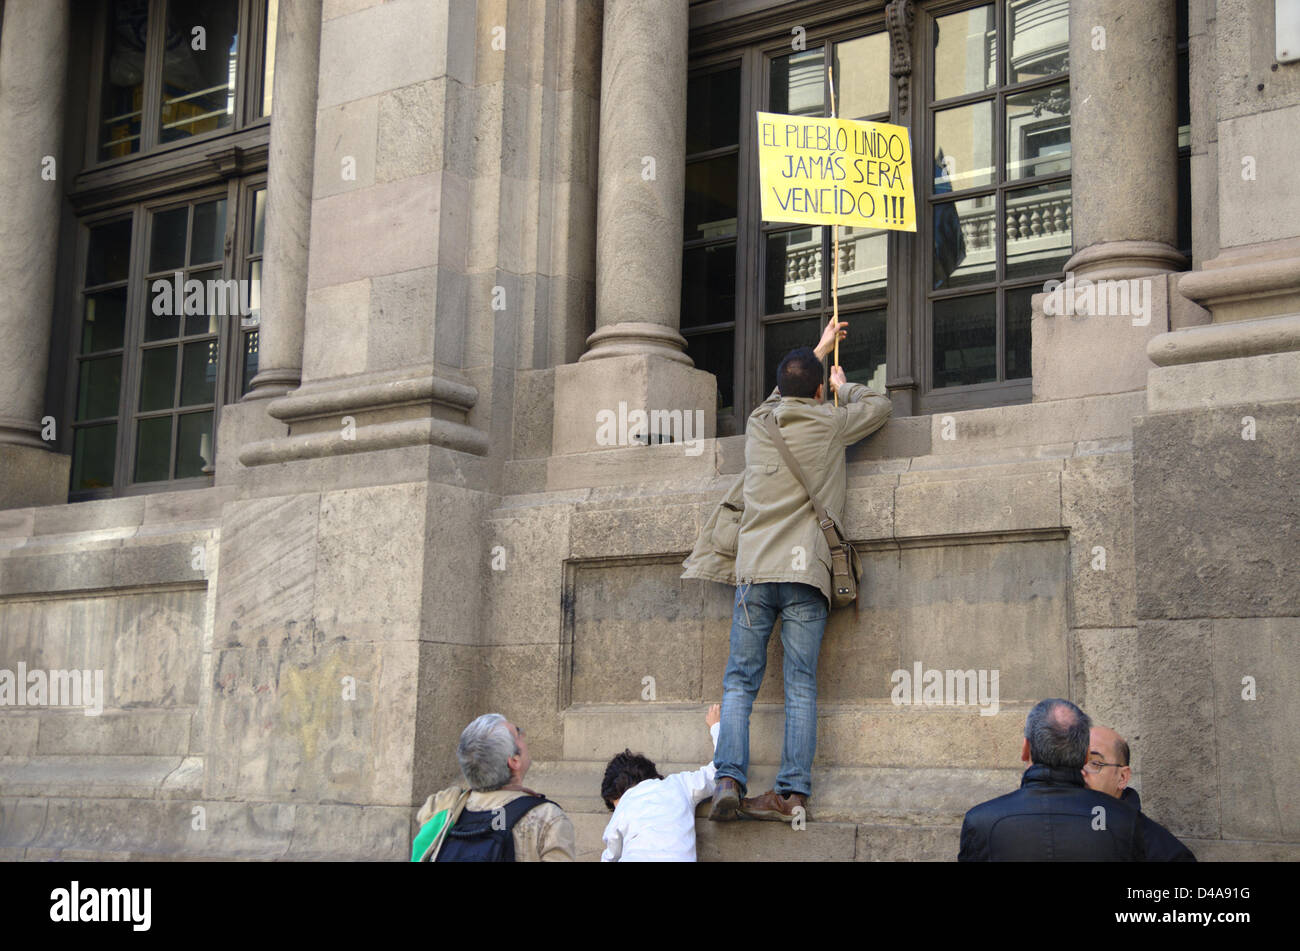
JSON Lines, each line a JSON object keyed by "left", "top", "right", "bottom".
{"left": 0, "top": 0, "right": 1295, "bottom": 860}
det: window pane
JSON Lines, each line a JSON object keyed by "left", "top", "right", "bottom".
{"left": 190, "top": 199, "right": 227, "bottom": 264}
{"left": 134, "top": 416, "right": 172, "bottom": 483}
{"left": 159, "top": 0, "right": 239, "bottom": 144}
{"left": 72, "top": 424, "right": 118, "bottom": 491}
{"left": 687, "top": 67, "right": 740, "bottom": 153}
{"left": 1005, "top": 182, "right": 1072, "bottom": 280}
{"left": 934, "top": 196, "right": 995, "bottom": 289}
{"left": 175, "top": 411, "right": 214, "bottom": 478}
{"left": 681, "top": 242, "right": 736, "bottom": 330}
{"left": 685, "top": 155, "right": 738, "bottom": 240}
{"left": 184, "top": 267, "right": 223, "bottom": 336}
{"left": 250, "top": 189, "right": 267, "bottom": 254}
{"left": 147, "top": 308, "right": 182, "bottom": 341}
{"left": 838, "top": 228, "right": 888, "bottom": 306}
{"left": 834, "top": 33, "right": 890, "bottom": 119}
{"left": 684, "top": 330, "right": 734, "bottom": 413}
{"left": 933, "top": 100, "right": 994, "bottom": 190}
{"left": 77, "top": 356, "right": 123, "bottom": 421}
{"left": 771, "top": 48, "right": 824, "bottom": 118}
{"left": 835, "top": 308, "right": 888, "bottom": 392}
{"left": 150, "top": 206, "right": 189, "bottom": 273}
{"left": 87, "top": 218, "right": 133, "bottom": 285}
{"left": 1008, "top": 0, "right": 1068, "bottom": 84}
{"left": 248, "top": 259, "right": 263, "bottom": 322}
{"left": 241, "top": 330, "right": 260, "bottom": 396}
{"left": 139, "top": 346, "right": 178, "bottom": 411}
{"left": 180, "top": 340, "right": 219, "bottom": 406}
{"left": 1006, "top": 82, "right": 1070, "bottom": 180}
{"left": 263, "top": 0, "right": 278, "bottom": 116}
{"left": 99, "top": 0, "right": 149, "bottom": 160}
{"left": 934, "top": 5, "right": 996, "bottom": 101}
{"left": 765, "top": 228, "right": 823, "bottom": 314}
{"left": 763, "top": 317, "right": 821, "bottom": 395}
{"left": 82, "top": 290, "right": 128, "bottom": 354}
{"left": 933, "top": 293, "right": 996, "bottom": 388}
{"left": 1005, "top": 286, "right": 1035, "bottom": 381}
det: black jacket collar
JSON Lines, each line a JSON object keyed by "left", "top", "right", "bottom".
{"left": 1020, "top": 763, "right": 1087, "bottom": 788}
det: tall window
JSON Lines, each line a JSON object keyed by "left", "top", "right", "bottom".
{"left": 66, "top": 0, "right": 274, "bottom": 498}
{"left": 921, "top": 0, "right": 1070, "bottom": 409}
{"left": 683, "top": 0, "right": 1073, "bottom": 421}
{"left": 684, "top": 24, "right": 892, "bottom": 434}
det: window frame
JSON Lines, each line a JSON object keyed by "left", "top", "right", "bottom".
{"left": 60, "top": 0, "right": 274, "bottom": 501}
{"left": 85, "top": 0, "right": 274, "bottom": 170}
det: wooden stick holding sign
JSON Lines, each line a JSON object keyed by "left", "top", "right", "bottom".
{"left": 829, "top": 60, "right": 840, "bottom": 405}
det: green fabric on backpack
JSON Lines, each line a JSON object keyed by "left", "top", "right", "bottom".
{"left": 411, "top": 809, "right": 451, "bottom": 862}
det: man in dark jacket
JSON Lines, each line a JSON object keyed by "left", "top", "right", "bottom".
{"left": 1083, "top": 724, "right": 1196, "bottom": 862}
{"left": 958, "top": 698, "right": 1196, "bottom": 861}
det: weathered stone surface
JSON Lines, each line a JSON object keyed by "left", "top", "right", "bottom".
{"left": 1136, "top": 618, "right": 1219, "bottom": 838}
{"left": 314, "top": 482, "right": 426, "bottom": 641}
{"left": 1133, "top": 401, "right": 1300, "bottom": 619}
{"left": 1148, "top": 350, "right": 1300, "bottom": 413}
{"left": 0, "top": 448, "right": 71, "bottom": 510}
{"left": 1071, "top": 627, "right": 1141, "bottom": 766}
{"left": 895, "top": 470, "right": 1061, "bottom": 537}
{"left": 562, "top": 702, "right": 1032, "bottom": 771}
{"left": 1061, "top": 459, "right": 1137, "bottom": 629}
{"left": 1211, "top": 617, "right": 1300, "bottom": 841}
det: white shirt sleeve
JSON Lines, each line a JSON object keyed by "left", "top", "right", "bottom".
{"left": 600, "top": 812, "right": 623, "bottom": 862}
{"left": 671, "top": 722, "right": 722, "bottom": 807}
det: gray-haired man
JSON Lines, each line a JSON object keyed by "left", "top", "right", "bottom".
{"left": 416, "top": 713, "right": 575, "bottom": 861}
{"left": 958, "top": 698, "right": 1194, "bottom": 861}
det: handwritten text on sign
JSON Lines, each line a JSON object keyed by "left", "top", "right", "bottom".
{"left": 757, "top": 112, "right": 916, "bottom": 232}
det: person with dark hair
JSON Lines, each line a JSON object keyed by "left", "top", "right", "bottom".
{"left": 958, "top": 699, "right": 1195, "bottom": 861}
{"left": 600, "top": 704, "right": 721, "bottom": 862}
{"left": 683, "top": 315, "right": 893, "bottom": 824}
{"left": 1084, "top": 725, "right": 1196, "bottom": 861}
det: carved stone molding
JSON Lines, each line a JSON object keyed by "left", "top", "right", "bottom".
{"left": 885, "top": 0, "right": 915, "bottom": 115}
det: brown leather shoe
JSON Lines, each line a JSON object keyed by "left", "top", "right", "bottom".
{"left": 740, "top": 789, "right": 809, "bottom": 823}
{"left": 708, "top": 777, "right": 743, "bottom": 821}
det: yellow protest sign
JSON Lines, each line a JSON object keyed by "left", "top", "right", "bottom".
{"left": 757, "top": 112, "right": 916, "bottom": 232}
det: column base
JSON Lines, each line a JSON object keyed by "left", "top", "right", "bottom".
{"left": 1064, "top": 240, "right": 1187, "bottom": 281}
{"left": 552, "top": 353, "right": 717, "bottom": 455}
{"left": 244, "top": 367, "right": 302, "bottom": 400}
{"left": 0, "top": 444, "right": 70, "bottom": 509}
{"left": 577, "top": 322, "right": 694, "bottom": 365}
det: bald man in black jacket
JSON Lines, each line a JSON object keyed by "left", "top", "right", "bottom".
{"left": 958, "top": 699, "right": 1195, "bottom": 862}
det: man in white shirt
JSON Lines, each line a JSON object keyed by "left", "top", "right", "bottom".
{"left": 600, "top": 705, "right": 721, "bottom": 862}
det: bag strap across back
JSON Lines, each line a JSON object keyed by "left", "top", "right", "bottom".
{"left": 760, "top": 415, "right": 843, "bottom": 555}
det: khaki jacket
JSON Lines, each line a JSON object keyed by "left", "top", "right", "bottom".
{"left": 417, "top": 785, "right": 576, "bottom": 862}
{"left": 681, "top": 382, "right": 891, "bottom": 607}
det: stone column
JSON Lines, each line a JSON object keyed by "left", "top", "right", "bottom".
{"left": 551, "top": 0, "right": 715, "bottom": 457}
{"left": 582, "top": 0, "right": 690, "bottom": 362}
{"left": 1031, "top": 0, "right": 1186, "bottom": 402}
{"left": 1065, "top": 0, "right": 1184, "bottom": 279}
{"left": 0, "top": 0, "right": 72, "bottom": 505}
{"left": 245, "top": 0, "right": 322, "bottom": 399}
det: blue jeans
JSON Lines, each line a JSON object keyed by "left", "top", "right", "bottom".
{"left": 714, "top": 581, "right": 828, "bottom": 797}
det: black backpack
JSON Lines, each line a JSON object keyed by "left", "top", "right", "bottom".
{"left": 434, "top": 794, "right": 554, "bottom": 862}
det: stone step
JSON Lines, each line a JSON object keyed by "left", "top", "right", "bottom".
{"left": 565, "top": 809, "right": 960, "bottom": 862}
{"left": 528, "top": 759, "right": 1021, "bottom": 825}
{"left": 0, "top": 755, "right": 202, "bottom": 800}
{"left": 562, "top": 701, "right": 1032, "bottom": 770}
